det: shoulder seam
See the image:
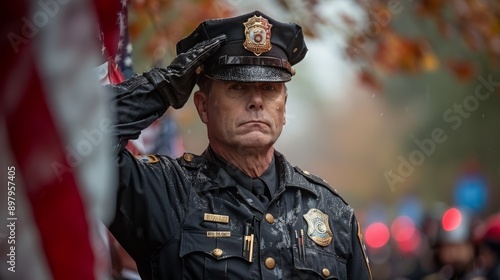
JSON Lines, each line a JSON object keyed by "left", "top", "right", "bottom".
{"left": 294, "top": 166, "right": 349, "bottom": 206}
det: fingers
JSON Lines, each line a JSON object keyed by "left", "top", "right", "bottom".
{"left": 191, "top": 34, "right": 227, "bottom": 54}
{"left": 169, "top": 34, "right": 227, "bottom": 74}
{"left": 201, "top": 34, "right": 228, "bottom": 54}
{"left": 172, "top": 35, "right": 227, "bottom": 78}
{"left": 188, "top": 34, "right": 227, "bottom": 63}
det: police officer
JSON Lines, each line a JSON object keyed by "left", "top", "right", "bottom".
{"left": 109, "top": 10, "right": 371, "bottom": 280}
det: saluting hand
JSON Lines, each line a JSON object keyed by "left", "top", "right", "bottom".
{"left": 144, "top": 34, "right": 227, "bottom": 109}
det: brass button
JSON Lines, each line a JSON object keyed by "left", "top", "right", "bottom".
{"left": 212, "top": 248, "right": 223, "bottom": 258}
{"left": 183, "top": 153, "right": 194, "bottom": 162}
{"left": 322, "top": 268, "right": 330, "bottom": 277}
{"left": 265, "top": 213, "right": 274, "bottom": 224}
{"left": 264, "top": 257, "right": 276, "bottom": 269}
{"left": 293, "top": 47, "right": 298, "bottom": 53}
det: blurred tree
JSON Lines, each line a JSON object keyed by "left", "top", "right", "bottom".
{"left": 128, "top": 0, "right": 234, "bottom": 71}
{"left": 276, "top": 0, "right": 499, "bottom": 86}
{"left": 128, "top": 0, "right": 499, "bottom": 86}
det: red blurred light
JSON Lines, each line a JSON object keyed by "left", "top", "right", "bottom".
{"left": 365, "top": 222, "right": 390, "bottom": 248}
{"left": 391, "top": 215, "right": 416, "bottom": 242}
{"left": 391, "top": 215, "right": 421, "bottom": 254}
{"left": 442, "top": 208, "right": 462, "bottom": 231}
{"left": 398, "top": 231, "right": 421, "bottom": 253}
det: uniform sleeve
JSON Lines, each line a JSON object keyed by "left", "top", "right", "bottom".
{"left": 109, "top": 151, "right": 189, "bottom": 263}
{"left": 347, "top": 214, "right": 372, "bottom": 280}
{"left": 106, "top": 75, "right": 189, "bottom": 273}
{"left": 107, "top": 74, "right": 168, "bottom": 151}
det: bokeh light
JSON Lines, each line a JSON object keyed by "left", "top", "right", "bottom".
{"left": 391, "top": 215, "right": 416, "bottom": 242}
{"left": 391, "top": 215, "right": 421, "bottom": 254}
{"left": 442, "top": 208, "right": 462, "bottom": 231}
{"left": 365, "top": 222, "right": 390, "bottom": 248}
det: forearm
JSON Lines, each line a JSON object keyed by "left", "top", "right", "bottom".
{"left": 107, "top": 72, "right": 169, "bottom": 151}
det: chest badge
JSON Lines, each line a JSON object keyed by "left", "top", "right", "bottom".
{"left": 243, "top": 15, "right": 272, "bottom": 56}
{"left": 303, "top": 208, "right": 333, "bottom": 247}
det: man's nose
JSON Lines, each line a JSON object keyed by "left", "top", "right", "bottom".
{"left": 248, "top": 88, "right": 264, "bottom": 110}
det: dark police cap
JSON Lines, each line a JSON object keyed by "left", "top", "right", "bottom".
{"left": 176, "top": 10, "right": 307, "bottom": 82}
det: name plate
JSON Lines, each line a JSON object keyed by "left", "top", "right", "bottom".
{"left": 207, "top": 231, "right": 231, "bottom": 238}
{"left": 204, "top": 213, "right": 229, "bottom": 224}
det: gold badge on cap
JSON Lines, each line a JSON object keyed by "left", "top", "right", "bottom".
{"left": 243, "top": 15, "right": 272, "bottom": 56}
{"left": 303, "top": 208, "right": 333, "bottom": 247}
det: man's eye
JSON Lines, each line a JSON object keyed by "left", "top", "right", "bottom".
{"left": 230, "top": 84, "right": 244, "bottom": 90}
{"left": 263, "top": 85, "right": 276, "bottom": 91}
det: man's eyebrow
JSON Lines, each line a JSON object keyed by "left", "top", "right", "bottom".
{"left": 222, "top": 81, "right": 242, "bottom": 86}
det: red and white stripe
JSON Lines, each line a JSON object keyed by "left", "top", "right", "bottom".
{"left": 1, "top": 1, "right": 117, "bottom": 279}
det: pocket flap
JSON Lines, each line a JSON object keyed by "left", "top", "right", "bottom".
{"left": 180, "top": 230, "right": 245, "bottom": 260}
{"left": 293, "top": 246, "right": 347, "bottom": 279}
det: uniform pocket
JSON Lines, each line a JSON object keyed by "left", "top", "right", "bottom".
{"left": 179, "top": 230, "right": 250, "bottom": 279}
{"left": 292, "top": 245, "right": 347, "bottom": 279}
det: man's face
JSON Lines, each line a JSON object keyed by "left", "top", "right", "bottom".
{"left": 194, "top": 79, "right": 287, "bottom": 153}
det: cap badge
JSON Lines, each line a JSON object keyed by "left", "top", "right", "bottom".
{"left": 303, "top": 208, "right": 333, "bottom": 247}
{"left": 243, "top": 15, "right": 272, "bottom": 56}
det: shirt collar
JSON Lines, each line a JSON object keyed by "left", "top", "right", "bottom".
{"left": 211, "top": 150, "right": 277, "bottom": 196}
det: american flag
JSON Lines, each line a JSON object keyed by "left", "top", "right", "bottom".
{"left": 1, "top": 1, "right": 119, "bottom": 279}
{"left": 96, "top": 0, "right": 184, "bottom": 158}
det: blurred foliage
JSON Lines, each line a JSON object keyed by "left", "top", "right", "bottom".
{"left": 349, "top": 0, "right": 499, "bottom": 78}
{"left": 128, "top": 0, "right": 235, "bottom": 70}
{"left": 129, "top": 0, "right": 499, "bottom": 85}
{"left": 277, "top": 0, "right": 499, "bottom": 86}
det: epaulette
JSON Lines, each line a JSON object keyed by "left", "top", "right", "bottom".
{"left": 294, "top": 166, "right": 349, "bottom": 206}
{"left": 135, "top": 154, "right": 160, "bottom": 164}
{"left": 178, "top": 152, "right": 206, "bottom": 169}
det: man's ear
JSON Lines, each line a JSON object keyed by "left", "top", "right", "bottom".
{"left": 283, "top": 93, "right": 287, "bottom": 125}
{"left": 194, "top": 90, "right": 209, "bottom": 124}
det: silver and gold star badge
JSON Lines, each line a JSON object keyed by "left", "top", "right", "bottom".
{"left": 243, "top": 15, "right": 272, "bottom": 56}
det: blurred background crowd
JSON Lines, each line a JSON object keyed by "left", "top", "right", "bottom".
{"left": 1, "top": 0, "right": 499, "bottom": 279}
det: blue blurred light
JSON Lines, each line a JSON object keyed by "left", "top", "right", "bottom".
{"left": 454, "top": 174, "right": 488, "bottom": 213}
{"left": 398, "top": 195, "right": 423, "bottom": 226}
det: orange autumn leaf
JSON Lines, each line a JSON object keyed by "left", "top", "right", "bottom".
{"left": 373, "top": 32, "right": 428, "bottom": 73}
{"left": 420, "top": 52, "right": 439, "bottom": 72}
{"left": 447, "top": 59, "right": 476, "bottom": 82}
{"left": 358, "top": 70, "right": 382, "bottom": 93}
{"left": 416, "top": 0, "right": 447, "bottom": 16}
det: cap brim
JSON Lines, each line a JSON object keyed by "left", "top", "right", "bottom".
{"left": 206, "top": 65, "right": 291, "bottom": 82}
